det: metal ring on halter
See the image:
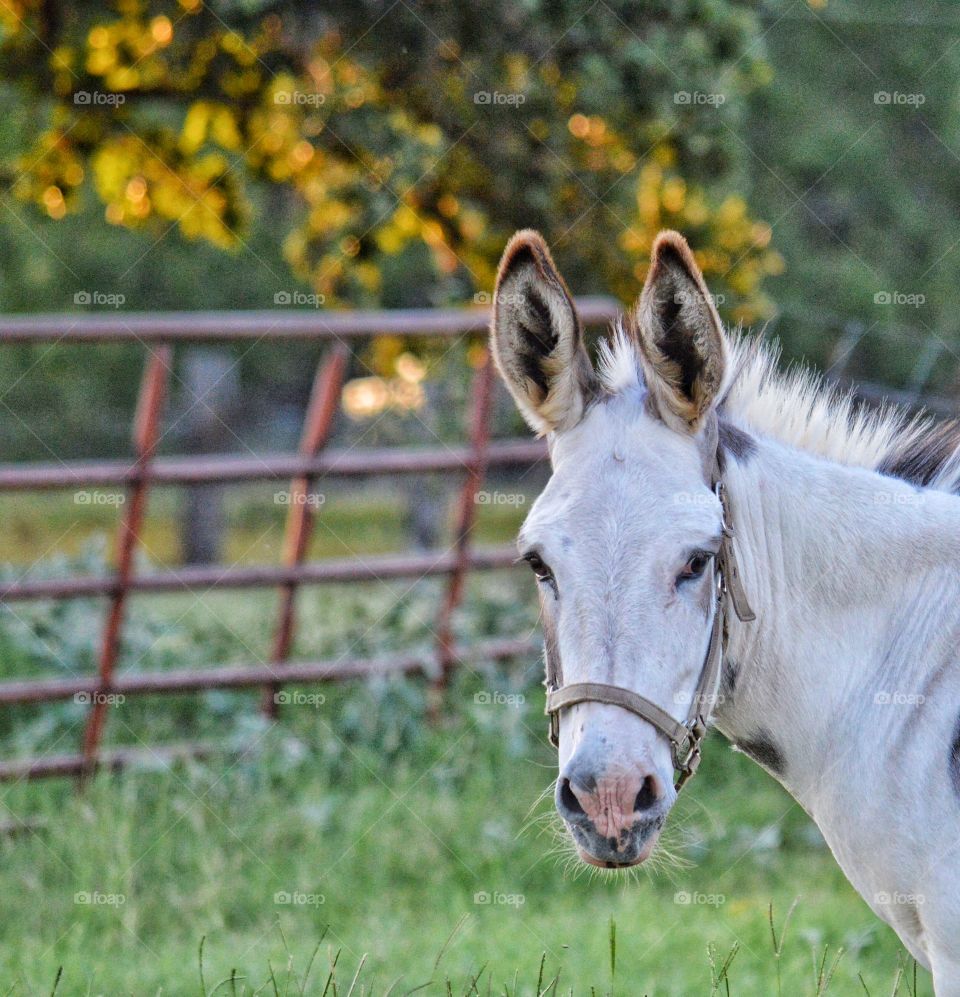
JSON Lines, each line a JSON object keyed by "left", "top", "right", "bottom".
{"left": 672, "top": 717, "right": 707, "bottom": 790}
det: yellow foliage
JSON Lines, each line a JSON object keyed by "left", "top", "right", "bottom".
{"left": 150, "top": 16, "right": 173, "bottom": 46}
{"left": 87, "top": 134, "right": 246, "bottom": 249}
{"left": 611, "top": 147, "right": 780, "bottom": 323}
{"left": 180, "top": 102, "right": 242, "bottom": 154}
{"left": 353, "top": 261, "right": 382, "bottom": 294}
{"left": 10, "top": 8, "right": 781, "bottom": 318}
{"left": 568, "top": 113, "right": 590, "bottom": 139}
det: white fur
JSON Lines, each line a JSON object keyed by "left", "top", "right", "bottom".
{"left": 596, "top": 325, "right": 642, "bottom": 396}
{"left": 716, "top": 433, "right": 960, "bottom": 990}
{"left": 519, "top": 324, "right": 960, "bottom": 993}
{"left": 600, "top": 324, "right": 960, "bottom": 493}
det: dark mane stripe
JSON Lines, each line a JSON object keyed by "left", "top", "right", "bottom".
{"left": 717, "top": 420, "right": 757, "bottom": 468}
{"left": 877, "top": 419, "right": 960, "bottom": 492}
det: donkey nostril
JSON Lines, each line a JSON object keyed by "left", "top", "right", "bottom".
{"left": 634, "top": 775, "right": 659, "bottom": 812}
{"left": 559, "top": 778, "right": 586, "bottom": 817}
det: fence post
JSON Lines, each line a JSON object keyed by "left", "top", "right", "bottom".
{"left": 178, "top": 348, "right": 240, "bottom": 565}
{"left": 429, "top": 350, "right": 495, "bottom": 716}
{"left": 262, "top": 344, "right": 348, "bottom": 717}
{"left": 80, "top": 346, "right": 171, "bottom": 783}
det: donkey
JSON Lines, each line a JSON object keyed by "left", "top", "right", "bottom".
{"left": 490, "top": 228, "right": 960, "bottom": 993}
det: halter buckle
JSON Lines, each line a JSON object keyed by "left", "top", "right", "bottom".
{"left": 715, "top": 480, "right": 734, "bottom": 539}
{"left": 673, "top": 716, "right": 707, "bottom": 790}
{"left": 548, "top": 710, "right": 559, "bottom": 749}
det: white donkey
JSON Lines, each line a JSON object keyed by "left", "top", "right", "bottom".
{"left": 491, "top": 228, "right": 960, "bottom": 993}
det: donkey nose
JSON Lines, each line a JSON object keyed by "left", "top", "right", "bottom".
{"left": 557, "top": 759, "right": 666, "bottom": 837}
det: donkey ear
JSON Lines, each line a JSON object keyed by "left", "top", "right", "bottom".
{"left": 491, "top": 230, "right": 596, "bottom": 435}
{"left": 635, "top": 231, "right": 728, "bottom": 432}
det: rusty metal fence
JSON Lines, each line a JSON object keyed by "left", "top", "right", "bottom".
{"left": 0, "top": 300, "right": 619, "bottom": 783}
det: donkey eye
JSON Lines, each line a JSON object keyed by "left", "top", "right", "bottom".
{"left": 678, "top": 552, "right": 713, "bottom": 584}
{"left": 522, "top": 551, "right": 554, "bottom": 583}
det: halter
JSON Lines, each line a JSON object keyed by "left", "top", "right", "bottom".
{"left": 543, "top": 451, "right": 756, "bottom": 792}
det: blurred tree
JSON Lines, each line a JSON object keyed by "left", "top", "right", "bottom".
{"left": 746, "top": 4, "right": 960, "bottom": 398}
{"left": 0, "top": 0, "right": 780, "bottom": 324}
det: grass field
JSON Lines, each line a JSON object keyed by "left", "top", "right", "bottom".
{"left": 0, "top": 481, "right": 534, "bottom": 567}
{"left": 0, "top": 502, "right": 933, "bottom": 995}
{"left": 0, "top": 706, "right": 930, "bottom": 995}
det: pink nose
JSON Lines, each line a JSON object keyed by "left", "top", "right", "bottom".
{"left": 557, "top": 767, "right": 665, "bottom": 837}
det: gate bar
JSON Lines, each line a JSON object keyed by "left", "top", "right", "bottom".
{"left": 263, "top": 344, "right": 348, "bottom": 716}
{"left": 431, "top": 353, "right": 496, "bottom": 710}
{"left": 0, "top": 636, "right": 537, "bottom": 705}
{"left": 0, "top": 438, "right": 547, "bottom": 491}
{"left": 0, "top": 545, "right": 520, "bottom": 602}
{"left": 80, "top": 346, "right": 171, "bottom": 777}
{"left": 0, "top": 299, "right": 618, "bottom": 343}
{"left": 0, "top": 637, "right": 538, "bottom": 780}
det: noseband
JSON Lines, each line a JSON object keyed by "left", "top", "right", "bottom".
{"left": 543, "top": 450, "right": 756, "bottom": 791}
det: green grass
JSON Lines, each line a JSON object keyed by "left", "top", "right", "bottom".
{"left": 0, "top": 685, "right": 932, "bottom": 995}
{"left": 0, "top": 483, "right": 530, "bottom": 566}
{"left": 0, "top": 530, "right": 934, "bottom": 995}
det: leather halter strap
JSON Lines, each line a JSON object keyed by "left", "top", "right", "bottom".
{"left": 543, "top": 451, "right": 755, "bottom": 791}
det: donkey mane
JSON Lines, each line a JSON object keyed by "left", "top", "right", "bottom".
{"left": 599, "top": 322, "right": 960, "bottom": 494}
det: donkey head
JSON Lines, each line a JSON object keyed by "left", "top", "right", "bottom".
{"left": 492, "top": 229, "right": 730, "bottom": 867}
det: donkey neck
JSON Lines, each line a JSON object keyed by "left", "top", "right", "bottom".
{"left": 713, "top": 433, "right": 960, "bottom": 806}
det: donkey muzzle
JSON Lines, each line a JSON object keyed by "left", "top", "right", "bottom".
{"left": 556, "top": 752, "right": 672, "bottom": 866}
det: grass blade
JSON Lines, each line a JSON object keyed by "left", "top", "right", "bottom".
{"left": 199, "top": 937, "right": 207, "bottom": 997}
{"left": 609, "top": 918, "right": 616, "bottom": 979}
